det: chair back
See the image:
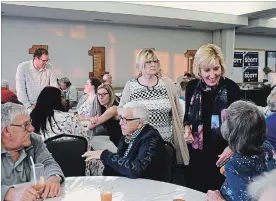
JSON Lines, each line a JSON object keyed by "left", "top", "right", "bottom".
{"left": 44, "top": 134, "right": 88, "bottom": 177}
{"left": 164, "top": 141, "right": 176, "bottom": 182}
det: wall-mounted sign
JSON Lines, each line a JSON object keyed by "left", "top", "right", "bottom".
{"left": 233, "top": 50, "right": 259, "bottom": 83}
{"left": 29, "top": 45, "right": 48, "bottom": 54}
{"left": 88, "top": 47, "right": 105, "bottom": 79}
{"left": 243, "top": 52, "right": 259, "bottom": 67}
{"left": 233, "top": 52, "right": 243, "bottom": 67}
{"left": 243, "top": 67, "right": 258, "bottom": 82}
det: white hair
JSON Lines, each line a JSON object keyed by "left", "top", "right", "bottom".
{"left": 248, "top": 169, "right": 276, "bottom": 200}
{"left": 119, "top": 101, "right": 149, "bottom": 124}
{"left": 1, "top": 103, "right": 27, "bottom": 130}
{"left": 1, "top": 79, "right": 9, "bottom": 88}
{"left": 267, "top": 92, "right": 276, "bottom": 111}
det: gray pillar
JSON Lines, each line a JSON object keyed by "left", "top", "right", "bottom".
{"left": 212, "top": 28, "right": 235, "bottom": 79}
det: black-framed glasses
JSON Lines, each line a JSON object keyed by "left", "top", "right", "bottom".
{"left": 145, "top": 60, "right": 159, "bottom": 64}
{"left": 119, "top": 115, "right": 140, "bottom": 124}
{"left": 10, "top": 121, "right": 32, "bottom": 131}
{"left": 97, "top": 93, "right": 109, "bottom": 98}
{"left": 39, "top": 58, "right": 50, "bottom": 63}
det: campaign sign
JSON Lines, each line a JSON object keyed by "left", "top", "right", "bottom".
{"left": 243, "top": 67, "right": 258, "bottom": 82}
{"left": 233, "top": 52, "right": 243, "bottom": 67}
{"left": 243, "top": 52, "right": 259, "bottom": 67}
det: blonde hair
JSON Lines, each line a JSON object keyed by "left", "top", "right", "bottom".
{"left": 97, "top": 83, "right": 118, "bottom": 108}
{"left": 136, "top": 48, "right": 161, "bottom": 77}
{"left": 193, "top": 44, "right": 226, "bottom": 79}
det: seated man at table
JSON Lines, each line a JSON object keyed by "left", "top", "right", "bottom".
{"left": 58, "top": 77, "right": 78, "bottom": 109}
{"left": 1, "top": 102, "right": 65, "bottom": 201}
{"left": 83, "top": 101, "right": 170, "bottom": 182}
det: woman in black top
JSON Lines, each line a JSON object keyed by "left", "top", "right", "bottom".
{"left": 183, "top": 44, "right": 241, "bottom": 193}
{"left": 88, "top": 83, "right": 122, "bottom": 146}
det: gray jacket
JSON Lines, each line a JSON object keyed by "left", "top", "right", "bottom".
{"left": 1, "top": 133, "right": 64, "bottom": 201}
{"left": 76, "top": 94, "right": 101, "bottom": 117}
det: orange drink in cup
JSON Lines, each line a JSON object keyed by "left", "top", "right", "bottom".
{"left": 100, "top": 186, "right": 113, "bottom": 201}
{"left": 31, "top": 163, "right": 45, "bottom": 194}
{"left": 32, "top": 176, "right": 45, "bottom": 192}
{"left": 101, "top": 191, "right": 112, "bottom": 201}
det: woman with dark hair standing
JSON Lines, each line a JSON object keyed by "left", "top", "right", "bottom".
{"left": 76, "top": 78, "right": 102, "bottom": 119}
{"left": 30, "top": 86, "right": 88, "bottom": 141}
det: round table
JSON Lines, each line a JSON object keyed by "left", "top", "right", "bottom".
{"left": 47, "top": 176, "right": 207, "bottom": 201}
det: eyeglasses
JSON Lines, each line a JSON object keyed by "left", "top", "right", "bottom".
{"left": 119, "top": 115, "right": 140, "bottom": 124}
{"left": 145, "top": 60, "right": 159, "bottom": 64}
{"left": 39, "top": 58, "right": 50, "bottom": 63}
{"left": 10, "top": 121, "right": 32, "bottom": 131}
{"left": 97, "top": 93, "right": 109, "bottom": 98}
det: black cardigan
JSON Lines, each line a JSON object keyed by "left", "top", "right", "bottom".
{"left": 100, "top": 124, "right": 170, "bottom": 182}
{"left": 184, "top": 78, "right": 241, "bottom": 154}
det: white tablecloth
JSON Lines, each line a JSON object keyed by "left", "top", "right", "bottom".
{"left": 46, "top": 176, "right": 206, "bottom": 201}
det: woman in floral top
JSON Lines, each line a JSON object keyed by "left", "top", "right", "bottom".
{"left": 207, "top": 101, "right": 276, "bottom": 201}
{"left": 30, "top": 87, "right": 89, "bottom": 142}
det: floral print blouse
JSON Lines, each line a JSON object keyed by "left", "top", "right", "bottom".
{"left": 77, "top": 102, "right": 92, "bottom": 116}
{"left": 221, "top": 141, "right": 276, "bottom": 201}
{"left": 40, "top": 110, "right": 89, "bottom": 145}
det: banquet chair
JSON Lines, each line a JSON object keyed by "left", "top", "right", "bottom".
{"left": 164, "top": 141, "right": 176, "bottom": 183}
{"left": 44, "top": 134, "right": 88, "bottom": 177}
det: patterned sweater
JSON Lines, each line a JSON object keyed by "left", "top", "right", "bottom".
{"left": 221, "top": 141, "right": 276, "bottom": 201}
{"left": 100, "top": 125, "right": 171, "bottom": 182}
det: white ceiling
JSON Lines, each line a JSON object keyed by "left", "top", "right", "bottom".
{"left": 124, "top": 1, "right": 276, "bottom": 15}
{"left": 1, "top": 1, "right": 276, "bottom": 36}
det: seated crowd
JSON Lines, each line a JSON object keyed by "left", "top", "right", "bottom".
{"left": 1, "top": 46, "right": 276, "bottom": 201}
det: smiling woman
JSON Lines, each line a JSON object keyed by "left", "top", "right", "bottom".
{"left": 183, "top": 44, "right": 242, "bottom": 193}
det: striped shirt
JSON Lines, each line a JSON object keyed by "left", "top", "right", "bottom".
{"left": 15, "top": 60, "right": 58, "bottom": 108}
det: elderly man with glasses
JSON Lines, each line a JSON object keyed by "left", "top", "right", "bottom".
{"left": 83, "top": 101, "right": 170, "bottom": 182}
{"left": 1, "top": 103, "right": 64, "bottom": 201}
{"left": 15, "top": 48, "right": 58, "bottom": 112}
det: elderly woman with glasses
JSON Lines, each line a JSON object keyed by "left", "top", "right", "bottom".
{"left": 83, "top": 101, "right": 171, "bottom": 182}
{"left": 207, "top": 100, "right": 275, "bottom": 201}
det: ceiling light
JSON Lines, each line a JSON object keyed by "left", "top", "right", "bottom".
{"left": 176, "top": 25, "right": 192, "bottom": 28}
{"left": 94, "top": 19, "right": 112, "bottom": 22}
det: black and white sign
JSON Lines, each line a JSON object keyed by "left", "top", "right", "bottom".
{"left": 233, "top": 52, "right": 243, "bottom": 67}
{"left": 243, "top": 52, "right": 259, "bottom": 67}
{"left": 243, "top": 67, "right": 258, "bottom": 82}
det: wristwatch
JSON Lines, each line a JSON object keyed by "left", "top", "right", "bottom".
{"left": 51, "top": 174, "right": 63, "bottom": 184}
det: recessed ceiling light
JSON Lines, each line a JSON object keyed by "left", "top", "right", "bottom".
{"left": 176, "top": 25, "right": 192, "bottom": 28}
{"left": 94, "top": 19, "right": 112, "bottom": 22}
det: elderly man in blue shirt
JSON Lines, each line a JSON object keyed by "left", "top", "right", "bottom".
{"left": 1, "top": 102, "right": 64, "bottom": 201}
